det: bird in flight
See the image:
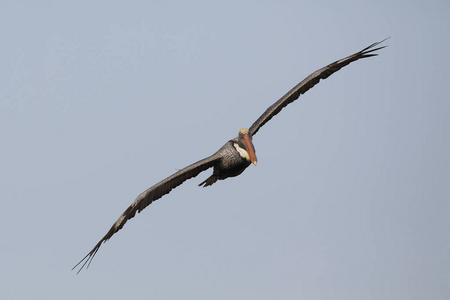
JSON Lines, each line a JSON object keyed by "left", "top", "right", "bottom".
{"left": 73, "top": 39, "right": 387, "bottom": 273}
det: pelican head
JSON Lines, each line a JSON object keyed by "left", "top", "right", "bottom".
{"left": 236, "top": 128, "right": 257, "bottom": 166}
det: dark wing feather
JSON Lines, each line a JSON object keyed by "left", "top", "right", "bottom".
{"left": 248, "top": 38, "right": 388, "bottom": 136}
{"left": 73, "top": 153, "right": 220, "bottom": 273}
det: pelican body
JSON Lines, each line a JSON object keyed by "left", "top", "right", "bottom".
{"left": 73, "top": 39, "right": 387, "bottom": 273}
{"left": 200, "top": 128, "right": 257, "bottom": 187}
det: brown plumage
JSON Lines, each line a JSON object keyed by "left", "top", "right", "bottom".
{"left": 73, "top": 39, "right": 387, "bottom": 273}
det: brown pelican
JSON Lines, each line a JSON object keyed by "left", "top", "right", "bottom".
{"left": 73, "top": 39, "right": 387, "bottom": 273}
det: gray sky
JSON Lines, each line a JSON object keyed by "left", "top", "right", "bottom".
{"left": 1, "top": 1, "right": 449, "bottom": 299}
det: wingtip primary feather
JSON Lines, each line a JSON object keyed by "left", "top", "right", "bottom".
{"left": 72, "top": 240, "right": 104, "bottom": 274}
{"left": 363, "top": 37, "right": 390, "bottom": 51}
{"left": 361, "top": 37, "right": 390, "bottom": 56}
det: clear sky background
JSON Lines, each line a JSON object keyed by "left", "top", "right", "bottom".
{"left": 1, "top": 1, "right": 449, "bottom": 299}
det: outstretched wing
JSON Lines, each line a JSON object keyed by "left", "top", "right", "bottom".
{"left": 248, "top": 39, "right": 388, "bottom": 136}
{"left": 73, "top": 153, "right": 220, "bottom": 273}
